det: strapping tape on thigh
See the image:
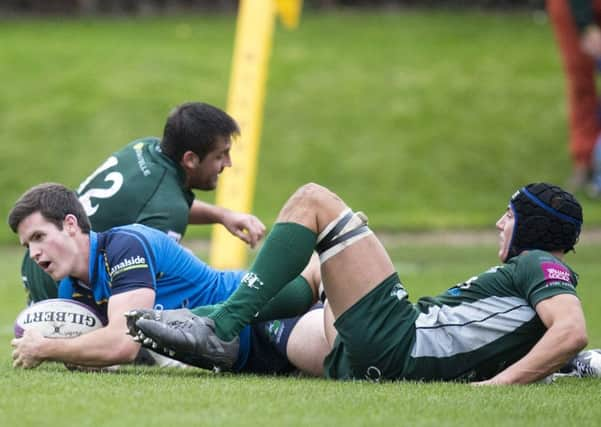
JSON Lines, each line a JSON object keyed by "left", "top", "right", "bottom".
{"left": 316, "top": 209, "right": 371, "bottom": 263}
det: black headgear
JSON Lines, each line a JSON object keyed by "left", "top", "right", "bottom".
{"left": 507, "top": 183, "right": 583, "bottom": 260}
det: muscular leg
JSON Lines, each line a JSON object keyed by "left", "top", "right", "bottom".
{"left": 283, "top": 184, "right": 396, "bottom": 375}
{"left": 207, "top": 182, "right": 394, "bottom": 339}
{"left": 131, "top": 183, "right": 396, "bottom": 370}
{"left": 323, "top": 300, "right": 337, "bottom": 348}
{"left": 286, "top": 308, "right": 330, "bottom": 377}
{"left": 275, "top": 183, "right": 395, "bottom": 319}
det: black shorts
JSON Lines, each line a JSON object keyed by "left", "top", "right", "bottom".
{"left": 240, "top": 303, "right": 324, "bottom": 375}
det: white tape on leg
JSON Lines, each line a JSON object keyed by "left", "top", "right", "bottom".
{"left": 317, "top": 210, "right": 371, "bottom": 263}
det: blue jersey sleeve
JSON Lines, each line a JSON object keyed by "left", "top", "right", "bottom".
{"left": 103, "top": 232, "right": 156, "bottom": 295}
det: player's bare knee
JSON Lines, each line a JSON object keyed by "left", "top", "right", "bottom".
{"left": 294, "top": 183, "right": 330, "bottom": 206}
{"left": 279, "top": 183, "right": 321, "bottom": 216}
{"left": 280, "top": 183, "right": 343, "bottom": 222}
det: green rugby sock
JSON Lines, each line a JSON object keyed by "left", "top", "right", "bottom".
{"left": 255, "top": 275, "right": 314, "bottom": 322}
{"left": 209, "top": 222, "right": 317, "bottom": 341}
{"left": 190, "top": 276, "right": 313, "bottom": 323}
{"left": 190, "top": 304, "right": 223, "bottom": 317}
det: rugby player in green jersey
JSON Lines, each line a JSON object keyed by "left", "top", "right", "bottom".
{"left": 21, "top": 102, "right": 266, "bottom": 304}
{"left": 129, "top": 182, "right": 601, "bottom": 383}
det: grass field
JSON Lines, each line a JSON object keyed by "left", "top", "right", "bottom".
{"left": 1, "top": 10, "right": 601, "bottom": 245}
{"left": 2, "top": 8, "right": 601, "bottom": 426}
{"left": 1, "top": 239, "right": 601, "bottom": 427}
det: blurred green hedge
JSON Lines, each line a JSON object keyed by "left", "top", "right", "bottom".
{"left": 0, "top": 0, "right": 544, "bottom": 16}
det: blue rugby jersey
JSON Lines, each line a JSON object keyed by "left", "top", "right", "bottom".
{"left": 58, "top": 224, "right": 250, "bottom": 369}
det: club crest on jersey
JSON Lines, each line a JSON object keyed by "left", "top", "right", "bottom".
{"left": 242, "top": 272, "right": 264, "bottom": 290}
{"left": 541, "top": 262, "right": 571, "bottom": 283}
{"left": 110, "top": 255, "right": 148, "bottom": 278}
{"left": 390, "top": 282, "right": 408, "bottom": 301}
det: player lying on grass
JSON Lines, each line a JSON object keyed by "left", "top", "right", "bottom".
{"left": 128, "top": 182, "right": 598, "bottom": 383}
{"left": 22, "top": 101, "right": 266, "bottom": 304}
{"left": 8, "top": 183, "right": 329, "bottom": 375}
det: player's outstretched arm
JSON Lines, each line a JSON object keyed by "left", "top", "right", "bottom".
{"left": 11, "top": 288, "right": 155, "bottom": 369}
{"left": 474, "top": 294, "right": 588, "bottom": 385}
{"left": 188, "top": 200, "right": 265, "bottom": 247}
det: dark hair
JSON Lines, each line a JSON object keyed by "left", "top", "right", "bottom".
{"left": 8, "top": 183, "right": 91, "bottom": 234}
{"left": 507, "top": 182, "right": 583, "bottom": 260}
{"left": 160, "top": 102, "right": 240, "bottom": 162}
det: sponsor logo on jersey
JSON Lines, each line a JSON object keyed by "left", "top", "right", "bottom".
{"left": 541, "top": 262, "right": 572, "bottom": 284}
{"left": 266, "top": 320, "right": 285, "bottom": 344}
{"left": 133, "top": 142, "right": 151, "bottom": 177}
{"left": 110, "top": 255, "right": 148, "bottom": 278}
{"left": 544, "top": 281, "right": 576, "bottom": 291}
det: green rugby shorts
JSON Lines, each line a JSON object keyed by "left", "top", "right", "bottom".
{"left": 323, "top": 273, "right": 418, "bottom": 381}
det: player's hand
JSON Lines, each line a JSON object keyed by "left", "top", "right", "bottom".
{"left": 221, "top": 211, "right": 266, "bottom": 248}
{"left": 11, "top": 329, "right": 45, "bottom": 369}
{"left": 581, "top": 25, "right": 601, "bottom": 59}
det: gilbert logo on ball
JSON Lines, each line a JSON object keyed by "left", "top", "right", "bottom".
{"left": 14, "top": 298, "right": 103, "bottom": 338}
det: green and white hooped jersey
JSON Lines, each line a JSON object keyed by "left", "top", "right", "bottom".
{"left": 404, "top": 250, "right": 578, "bottom": 381}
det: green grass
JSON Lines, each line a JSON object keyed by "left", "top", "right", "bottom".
{"left": 1, "top": 240, "right": 601, "bottom": 426}
{"left": 1, "top": 10, "right": 601, "bottom": 244}
{"left": 1, "top": 366, "right": 601, "bottom": 427}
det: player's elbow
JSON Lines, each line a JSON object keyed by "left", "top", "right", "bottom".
{"left": 569, "top": 328, "right": 588, "bottom": 353}
{"left": 111, "top": 341, "right": 141, "bottom": 364}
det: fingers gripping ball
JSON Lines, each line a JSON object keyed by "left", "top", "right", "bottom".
{"left": 14, "top": 299, "right": 103, "bottom": 339}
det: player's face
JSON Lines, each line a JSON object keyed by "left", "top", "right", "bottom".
{"left": 18, "top": 212, "right": 79, "bottom": 281}
{"left": 189, "top": 137, "right": 232, "bottom": 190}
{"left": 495, "top": 207, "right": 515, "bottom": 262}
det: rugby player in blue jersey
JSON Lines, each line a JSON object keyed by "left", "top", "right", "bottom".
{"left": 129, "top": 182, "right": 601, "bottom": 383}
{"left": 8, "top": 183, "right": 328, "bottom": 375}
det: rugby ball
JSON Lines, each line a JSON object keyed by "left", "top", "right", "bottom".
{"left": 14, "top": 299, "right": 103, "bottom": 339}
